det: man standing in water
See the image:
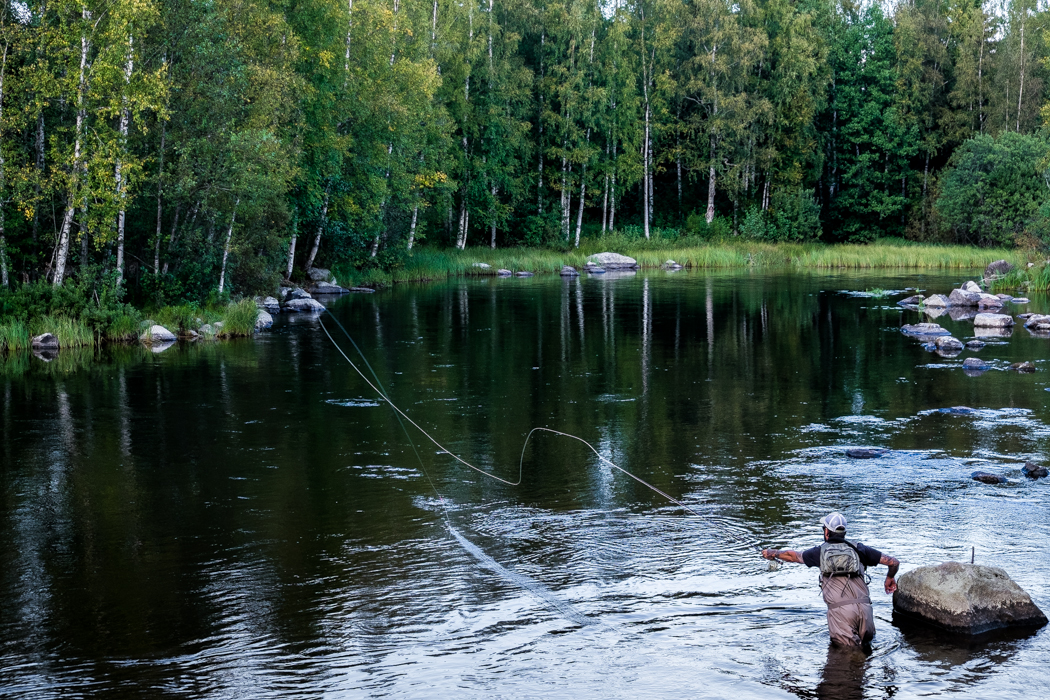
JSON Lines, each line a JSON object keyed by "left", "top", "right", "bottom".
{"left": 761, "top": 512, "right": 900, "bottom": 648}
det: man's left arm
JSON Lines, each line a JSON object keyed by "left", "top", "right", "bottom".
{"left": 880, "top": 554, "right": 900, "bottom": 594}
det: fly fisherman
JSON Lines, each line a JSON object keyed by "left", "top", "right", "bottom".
{"left": 761, "top": 512, "right": 900, "bottom": 648}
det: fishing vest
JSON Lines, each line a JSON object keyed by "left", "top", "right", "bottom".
{"left": 818, "top": 540, "right": 864, "bottom": 578}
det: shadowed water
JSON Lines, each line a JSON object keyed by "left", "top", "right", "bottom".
{"left": 1, "top": 270, "right": 1048, "bottom": 698}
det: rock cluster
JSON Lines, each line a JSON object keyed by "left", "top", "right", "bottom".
{"left": 893, "top": 562, "right": 1047, "bottom": 635}
{"left": 560, "top": 266, "right": 580, "bottom": 277}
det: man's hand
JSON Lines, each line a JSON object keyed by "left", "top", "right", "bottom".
{"left": 762, "top": 549, "right": 778, "bottom": 560}
{"left": 884, "top": 576, "right": 898, "bottom": 594}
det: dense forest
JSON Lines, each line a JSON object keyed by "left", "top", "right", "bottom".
{"left": 2, "top": 0, "right": 1050, "bottom": 302}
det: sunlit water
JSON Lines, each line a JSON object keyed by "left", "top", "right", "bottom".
{"left": 1, "top": 270, "right": 1048, "bottom": 699}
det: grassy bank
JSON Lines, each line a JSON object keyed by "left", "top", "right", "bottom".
{"left": 0, "top": 298, "right": 260, "bottom": 353}
{"left": 335, "top": 240, "right": 1027, "bottom": 288}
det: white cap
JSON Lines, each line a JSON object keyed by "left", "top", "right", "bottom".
{"left": 820, "top": 512, "right": 847, "bottom": 532}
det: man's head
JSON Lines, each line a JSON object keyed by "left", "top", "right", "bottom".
{"left": 820, "top": 512, "right": 847, "bottom": 541}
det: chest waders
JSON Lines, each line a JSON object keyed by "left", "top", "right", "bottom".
{"left": 818, "top": 540, "right": 875, "bottom": 647}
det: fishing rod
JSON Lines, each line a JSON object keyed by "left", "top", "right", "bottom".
{"left": 318, "top": 312, "right": 763, "bottom": 556}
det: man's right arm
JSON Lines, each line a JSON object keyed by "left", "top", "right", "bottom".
{"left": 881, "top": 554, "right": 900, "bottom": 593}
{"left": 761, "top": 548, "right": 803, "bottom": 564}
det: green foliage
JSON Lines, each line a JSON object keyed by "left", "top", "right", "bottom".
{"left": 740, "top": 206, "right": 769, "bottom": 240}
{"left": 936, "top": 133, "right": 1050, "bottom": 246}
{"left": 28, "top": 315, "right": 95, "bottom": 348}
{"left": 0, "top": 319, "right": 29, "bottom": 352}
{"left": 216, "top": 299, "right": 258, "bottom": 338}
{"left": 769, "top": 189, "right": 822, "bottom": 242}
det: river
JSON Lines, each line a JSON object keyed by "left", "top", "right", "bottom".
{"left": 1, "top": 269, "right": 1047, "bottom": 699}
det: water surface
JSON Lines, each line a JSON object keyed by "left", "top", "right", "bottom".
{"left": 2, "top": 270, "right": 1048, "bottom": 698}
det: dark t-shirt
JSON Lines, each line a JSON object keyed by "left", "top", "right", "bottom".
{"left": 801, "top": 541, "right": 882, "bottom": 570}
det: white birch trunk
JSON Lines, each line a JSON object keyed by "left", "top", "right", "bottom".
{"left": 285, "top": 233, "right": 296, "bottom": 280}
{"left": 306, "top": 185, "right": 331, "bottom": 269}
{"left": 407, "top": 203, "right": 419, "bottom": 250}
{"left": 489, "top": 183, "right": 497, "bottom": 248}
{"left": 115, "top": 32, "right": 134, "bottom": 287}
{"left": 217, "top": 198, "right": 240, "bottom": 295}
{"left": 642, "top": 106, "right": 650, "bottom": 239}
{"left": 1017, "top": 18, "right": 1025, "bottom": 132}
{"left": 54, "top": 10, "right": 92, "bottom": 287}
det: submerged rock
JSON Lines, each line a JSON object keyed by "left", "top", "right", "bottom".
{"left": 902, "top": 323, "right": 950, "bottom": 337}
{"left": 1012, "top": 297, "right": 1030, "bottom": 304}
{"left": 662, "top": 259, "right": 683, "bottom": 270}
{"left": 282, "top": 297, "right": 326, "bottom": 313}
{"left": 846, "top": 448, "right": 888, "bottom": 459}
{"left": 962, "top": 357, "right": 991, "bottom": 371}
{"left": 587, "top": 266, "right": 606, "bottom": 274}
{"left": 349, "top": 287, "right": 376, "bottom": 293}
{"left": 560, "top": 265, "right": 580, "bottom": 276}
{"left": 893, "top": 562, "right": 1046, "bottom": 635}
{"left": 965, "top": 340, "right": 986, "bottom": 350}
{"left": 996, "top": 293, "right": 1014, "bottom": 301}
{"left": 515, "top": 270, "right": 535, "bottom": 277}
{"left": 1010, "top": 361, "right": 1036, "bottom": 372}
{"left": 973, "top": 313, "right": 1014, "bottom": 328}
{"left": 984, "top": 259, "right": 1015, "bottom": 282}
{"left": 974, "top": 326, "right": 1014, "bottom": 338}
{"left": 586, "top": 251, "right": 638, "bottom": 270}
{"left": 1023, "top": 314, "right": 1050, "bottom": 329}
{"left": 977, "top": 295, "right": 1004, "bottom": 311}
{"left": 972, "top": 471, "right": 1007, "bottom": 484}
{"left": 140, "top": 325, "right": 177, "bottom": 344}
{"left": 311, "top": 280, "right": 350, "bottom": 294}
{"left": 1022, "top": 462, "right": 1049, "bottom": 478}
{"left": 939, "top": 406, "right": 975, "bottom": 415}
{"left": 31, "top": 333, "right": 59, "bottom": 350}
{"left": 898, "top": 294, "right": 924, "bottom": 306}
{"left": 496, "top": 268, "right": 512, "bottom": 276}
{"left": 287, "top": 288, "right": 313, "bottom": 301}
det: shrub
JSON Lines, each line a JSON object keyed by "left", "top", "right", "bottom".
{"left": 769, "top": 188, "right": 821, "bottom": 242}
{"left": 217, "top": 299, "right": 259, "bottom": 337}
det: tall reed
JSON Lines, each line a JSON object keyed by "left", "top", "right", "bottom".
{"left": 0, "top": 319, "right": 30, "bottom": 352}
{"left": 28, "top": 315, "right": 95, "bottom": 348}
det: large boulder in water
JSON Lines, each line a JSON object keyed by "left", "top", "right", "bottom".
{"left": 984, "top": 259, "right": 1015, "bottom": 282}
{"left": 586, "top": 252, "right": 638, "bottom": 270}
{"left": 282, "top": 297, "right": 326, "bottom": 313}
{"left": 923, "top": 294, "right": 949, "bottom": 308}
{"left": 31, "top": 333, "right": 59, "bottom": 350}
{"left": 902, "top": 323, "right": 950, "bottom": 338}
{"left": 948, "top": 288, "right": 981, "bottom": 306}
{"left": 140, "top": 325, "right": 177, "bottom": 344}
{"left": 893, "top": 562, "right": 1047, "bottom": 635}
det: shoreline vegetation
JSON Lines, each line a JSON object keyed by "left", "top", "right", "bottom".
{"left": 0, "top": 239, "right": 1035, "bottom": 358}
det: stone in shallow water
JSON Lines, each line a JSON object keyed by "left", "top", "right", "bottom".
{"left": 560, "top": 266, "right": 580, "bottom": 276}
{"left": 901, "top": 323, "right": 950, "bottom": 336}
{"left": 961, "top": 280, "right": 983, "bottom": 293}
{"left": 496, "top": 268, "right": 512, "bottom": 276}
{"left": 973, "top": 313, "right": 1014, "bottom": 328}
{"left": 971, "top": 471, "right": 1007, "bottom": 484}
{"left": 965, "top": 340, "right": 985, "bottom": 350}
{"left": 1012, "top": 297, "right": 1030, "bottom": 304}
{"left": 846, "top": 448, "right": 888, "bottom": 459}
{"left": 140, "top": 325, "right": 177, "bottom": 344}
{"left": 898, "top": 294, "right": 924, "bottom": 306}
{"left": 894, "top": 562, "right": 1046, "bottom": 635}
{"left": 586, "top": 251, "right": 638, "bottom": 270}
{"left": 948, "top": 288, "right": 981, "bottom": 306}
{"left": 515, "top": 270, "right": 534, "bottom": 277}
{"left": 984, "top": 259, "right": 1015, "bottom": 281}
{"left": 923, "top": 294, "right": 949, "bottom": 307}
{"left": 934, "top": 336, "right": 963, "bottom": 352}
{"left": 1022, "top": 462, "right": 1049, "bottom": 478}
{"left": 255, "top": 310, "right": 273, "bottom": 330}
{"left": 31, "top": 333, "right": 59, "bottom": 350}
{"left": 282, "top": 297, "right": 326, "bottom": 313}
{"left": 939, "top": 406, "right": 975, "bottom": 415}
{"left": 962, "top": 357, "right": 990, "bottom": 371}
{"left": 1010, "top": 361, "right": 1036, "bottom": 372}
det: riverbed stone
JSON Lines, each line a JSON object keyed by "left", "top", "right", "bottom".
{"left": 140, "top": 325, "right": 177, "bottom": 344}
{"left": 307, "top": 267, "right": 332, "bottom": 282}
{"left": 901, "top": 323, "right": 950, "bottom": 337}
{"left": 977, "top": 294, "right": 1004, "bottom": 310}
{"left": 255, "top": 296, "right": 280, "bottom": 314}
{"left": 893, "top": 562, "right": 1046, "bottom": 635}
{"left": 846, "top": 448, "right": 888, "bottom": 459}
{"left": 962, "top": 357, "right": 991, "bottom": 371}
{"left": 1023, "top": 314, "right": 1050, "bottom": 329}
{"left": 1010, "top": 361, "right": 1036, "bottom": 372}
{"left": 984, "top": 259, "right": 1015, "bottom": 282}
{"left": 1012, "top": 297, "right": 1030, "bottom": 304}
{"left": 961, "top": 280, "right": 983, "bottom": 293}
{"left": 934, "top": 336, "right": 964, "bottom": 352}
{"left": 996, "top": 293, "right": 1014, "bottom": 301}
{"left": 282, "top": 297, "right": 326, "bottom": 313}
{"left": 662, "top": 260, "right": 683, "bottom": 270}
{"left": 31, "top": 333, "right": 59, "bottom": 350}
{"left": 311, "top": 280, "right": 350, "bottom": 294}
{"left": 199, "top": 324, "right": 215, "bottom": 336}
{"left": 972, "top": 471, "right": 1007, "bottom": 484}
{"left": 288, "top": 287, "right": 313, "bottom": 300}
{"left": 974, "top": 326, "right": 1014, "bottom": 338}
{"left": 586, "top": 266, "right": 606, "bottom": 274}
{"left": 560, "top": 266, "right": 580, "bottom": 276}
{"left": 1022, "top": 462, "right": 1049, "bottom": 478}
{"left": 974, "top": 313, "right": 1014, "bottom": 328}
{"left": 939, "top": 406, "right": 975, "bottom": 415}
{"left": 496, "top": 268, "right": 512, "bottom": 276}
{"left": 949, "top": 288, "right": 981, "bottom": 306}
{"left": 923, "top": 294, "right": 949, "bottom": 307}
{"left": 349, "top": 287, "right": 376, "bottom": 293}
{"left": 586, "top": 252, "right": 638, "bottom": 270}
{"left": 515, "top": 271, "right": 535, "bottom": 277}
{"left": 255, "top": 310, "right": 273, "bottom": 330}
{"left": 965, "top": 340, "right": 986, "bottom": 350}
{"left": 898, "top": 294, "right": 924, "bottom": 306}
{"left": 278, "top": 287, "right": 293, "bottom": 300}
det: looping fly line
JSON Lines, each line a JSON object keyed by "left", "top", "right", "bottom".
{"left": 319, "top": 314, "right": 760, "bottom": 553}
